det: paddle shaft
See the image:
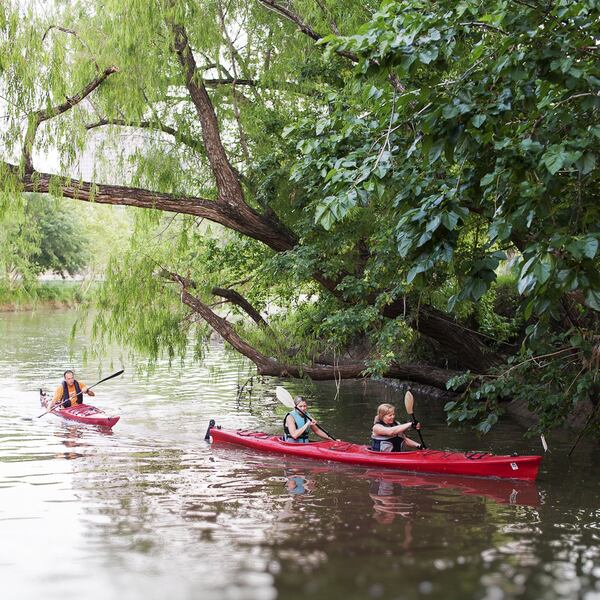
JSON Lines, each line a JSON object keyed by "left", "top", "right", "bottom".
{"left": 409, "top": 413, "right": 427, "bottom": 449}
{"left": 292, "top": 407, "right": 336, "bottom": 441}
{"left": 38, "top": 369, "right": 124, "bottom": 418}
{"left": 73, "top": 369, "right": 125, "bottom": 402}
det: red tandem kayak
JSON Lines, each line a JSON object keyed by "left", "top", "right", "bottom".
{"left": 209, "top": 426, "right": 542, "bottom": 481}
{"left": 40, "top": 390, "right": 120, "bottom": 428}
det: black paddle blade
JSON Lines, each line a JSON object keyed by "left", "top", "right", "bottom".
{"left": 205, "top": 419, "right": 216, "bottom": 441}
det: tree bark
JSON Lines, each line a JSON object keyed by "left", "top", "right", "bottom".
{"left": 212, "top": 287, "right": 270, "bottom": 328}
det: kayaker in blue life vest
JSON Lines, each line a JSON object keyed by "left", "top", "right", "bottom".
{"left": 49, "top": 370, "right": 95, "bottom": 409}
{"left": 283, "top": 396, "right": 335, "bottom": 443}
{"left": 371, "top": 403, "right": 423, "bottom": 452}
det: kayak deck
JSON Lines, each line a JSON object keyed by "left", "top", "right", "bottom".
{"left": 209, "top": 427, "right": 542, "bottom": 481}
{"left": 40, "top": 390, "right": 120, "bottom": 428}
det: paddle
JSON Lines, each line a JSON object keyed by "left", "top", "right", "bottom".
{"left": 37, "top": 369, "right": 125, "bottom": 418}
{"left": 275, "top": 386, "right": 337, "bottom": 441}
{"left": 404, "top": 390, "right": 426, "bottom": 449}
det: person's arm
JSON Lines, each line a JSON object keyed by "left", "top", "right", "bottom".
{"left": 50, "top": 385, "right": 64, "bottom": 409}
{"left": 80, "top": 383, "right": 95, "bottom": 397}
{"left": 286, "top": 414, "right": 312, "bottom": 440}
{"left": 310, "top": 422, "right": 335, "bottom": 441}
{"left": 403, "top": 436, "right": 423, "bottom": 449}
{"left": 372, "top": 421, "right": 414, "bottom": 437}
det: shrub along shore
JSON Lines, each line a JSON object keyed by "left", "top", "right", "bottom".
{"left": 0, "top": 281, "right": 88, "bottom": 311}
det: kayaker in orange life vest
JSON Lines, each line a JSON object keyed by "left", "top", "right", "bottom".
{"left": 371, "top": 403, "right": 423, "bottom": 452}
{"left": 283, "top": 396, "right": 335, "bottom": 443}
{"left": 49, "top": 370, "right": 95, "bottom": 409}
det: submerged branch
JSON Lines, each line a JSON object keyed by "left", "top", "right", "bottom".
{"left": 165, "top": 271, "right": 458, "bottom": 389}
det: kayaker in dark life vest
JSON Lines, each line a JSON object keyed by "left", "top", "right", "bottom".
{"left": 371, "top": 403, "right": 423, "bottom": 452}
{"left": 49, "top": 370, "right": 95, "bottom": 409}
{"left": 283, "top": 396, "right": 335, "bottom": 443}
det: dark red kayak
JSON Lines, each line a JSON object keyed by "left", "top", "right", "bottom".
{"left": 209, "top": 426, "right": 542, "bottom": 481}
{"left": 40, "top": 390, "right": 120, "bottom": 428}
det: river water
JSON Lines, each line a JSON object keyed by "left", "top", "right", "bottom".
{"left": 0, "top": 309, "right": 599, "bottom": 600}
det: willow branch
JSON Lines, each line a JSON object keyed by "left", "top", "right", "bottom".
{"left": 315, "top": 0, "right": 341, "bottom": 34}
{"left": 203, "top": 77, "right": 256, "bottom": 87}
{"left": 22, "top": 65, "right": 118, "bottom": 172}
{"left": 257, "top": 0, "right": 358, "bottom": 62}
{"left": 42, "top": 25, "right": 100, "bottom": 71}
{"left": 85, "top": 118, "right": 206, "bottom": 155}
{"left": 217, "top": 0, "right": 251, "bottom": 162}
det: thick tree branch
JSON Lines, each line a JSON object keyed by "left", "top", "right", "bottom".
{"left": 175, "top": 280, "right": 458, "bottom": 388}
{"left": 169, "top": 21, "right": 243, "bottom": 203}
{"left": 181, "top": 288, "right": 279, "bottom": 372}
{"left": 212, "top": 287, "right": 270, "bottom": 328}
{"left": 168, "top": 21, "right": 300, "bottom": 253}
{"left": 22, "top": 65, "right": 118, "bottom": 172}
{"left": 5, "top": 163, "right": 297, "bottom": 251}
{"left": 383, "top": 300, "right": 502, "bottom": 372}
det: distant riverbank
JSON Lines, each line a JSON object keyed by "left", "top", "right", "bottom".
{"left": 0, "top": 281, "right": 89, "bottom": 311}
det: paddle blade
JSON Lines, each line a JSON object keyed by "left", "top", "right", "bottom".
{"left": 404, "top": 390, "right": 415, "bottom": 416}
{"left": 204, "top": 419, "right": 215, "bottom": 441}
{"left": 275, "top": 386, "right": 295, "bottom": 409}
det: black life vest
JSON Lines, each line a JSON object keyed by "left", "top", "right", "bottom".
{"left": 371, "top": 420, "right": 405, "bottom": 452}
{"left": 62, "top": 379, "right": 83, "bottom": 407}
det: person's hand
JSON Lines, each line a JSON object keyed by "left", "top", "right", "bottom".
{"left": 411, "top": 420, "right": 420, "bottom": 430}
{"left": 81, "top": 386, "right": 88, "bottom": 393}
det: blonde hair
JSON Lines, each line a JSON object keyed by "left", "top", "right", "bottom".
{"left": 374, "top": 403, "right": 395, "bottom": 424}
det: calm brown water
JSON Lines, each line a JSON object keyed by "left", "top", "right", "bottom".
{"left": 1, "top": 310, "right": 599, "bottom": 600}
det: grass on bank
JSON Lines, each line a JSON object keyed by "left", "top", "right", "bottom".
{"left": 0, "top": 280, "right": 93, "bottom": 310}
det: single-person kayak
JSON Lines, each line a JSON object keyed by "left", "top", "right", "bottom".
{"left": 208, "top": 426, "right": 542, "bottom": 481}
{"left": 40, "top": 390, "right": 120, "bottom": 428}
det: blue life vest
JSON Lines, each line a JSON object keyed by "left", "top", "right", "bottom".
{"left": 371, "top": 420, "right": 405, "bottom": 452}
{"left": 62, "top": 379, "right": 83, "bottom": 407}
{"left": 283, "top": 409, "right": 312, "bottom": 443}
